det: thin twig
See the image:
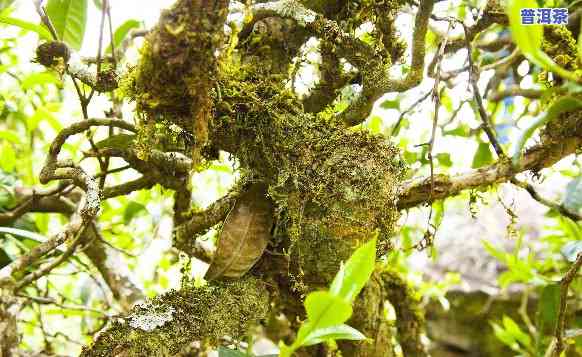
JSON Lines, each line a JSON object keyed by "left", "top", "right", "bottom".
{"left": 513, "top": 179, "right": 582, "bottom": 221}
{"left": 16, "top": 222, "right": 88, "bottom": 290}
{"left": 462, "top": 22, "right": 505, "bottom": 159}
{"left": 391, "top": 91, "right": 431, "bottom": 136}
{"left": 17, "top": 293, "right": 112, "bottom": 317}
{"left": 33, "top": 0, "right": 58, "bottom": 41}
{"left": 551, "top": 253, "right": 582, "bottom": 356}
{"left": 427, "top": 20, "right": 453, "bottom": 198}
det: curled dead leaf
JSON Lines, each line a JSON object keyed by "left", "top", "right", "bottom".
{"left": 205, "top": 182, "right": 274, "bottom": 280}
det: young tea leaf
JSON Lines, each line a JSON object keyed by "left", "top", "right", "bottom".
{"left": 506, "top": 0, "right": 542, "bottom": 58}
{"left": 304, "top": 291, "right": 353, "bottom": 329}
{"left": 0, "top": 15, "right": 52, "bottom": 40}
{"left": 329, "top": 236, "right": 377, "bottom": 303}
{"left": 302, "top": 324, "right": 366, "bottom": 346}
{"left": 106, "top": 19, "right": 141, "bottom": 54}
{"left": 507, "top": 0, "right": 580, "bottom": 82}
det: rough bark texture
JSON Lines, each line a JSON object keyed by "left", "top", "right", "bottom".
{"left": 10, "top": 0, "right": 582, "bottom": 355}
{"left": 0, "top": 295, "right": 19, "bottom": 357}
{"left": 123, "top": 0, "right": 229, "bottom": 164}
{"left": 81, "top": 277, "right": 269, "bottom": 356}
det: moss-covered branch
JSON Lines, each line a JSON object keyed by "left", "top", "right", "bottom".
{"left": 381, "top": 270, "right": 428, "bottom": 357}
{"left": 398, "top": 136, "right": 582, "bottom": 209}
{"left": 123, "top": 0, "right": 229, "bottom": 165}
{"left": 81, "top": 277, "right": 269, "bottom": 357}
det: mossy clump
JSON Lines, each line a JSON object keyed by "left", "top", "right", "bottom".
{"left": 321, "top": 0, "right": 407, "bottom": 64}
{"left": 213, "top": 62, "right": 406, "bottom": 288}
{"left": 539, "top": 26, "right": 581, "bottom": 86}
{"left": 541, "top": 105, "right": 582, "bottom": 143}
{"left": 542, "top": 26, "right": 579, "bottom": 71}
{"left": 121, "top": 0, "right": 228, "bottom": 163}
{"left": 81, "top": 277, "right": 269, "bottom": 357}
{"left": 35, "top": 41, "right": 70, "bottom": 70}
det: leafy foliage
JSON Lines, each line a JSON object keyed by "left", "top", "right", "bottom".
{"left": 279, "top": 237, "right": 377, "bottom": 356}
{"left": 46, "top": 0, "right": 88, "bottom": 50}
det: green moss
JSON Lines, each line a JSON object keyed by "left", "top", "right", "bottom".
{"left": 81, "top": 277, "right": 269, "bottom": 357}
{"left": 542, "top": 26, "right": 578, "bottom": 70}
{"left": 213, "top": 61, "right": 406, "bottom": 289}
{"left": 120, "top": 0, "right": 228, "bottom": 164}
{"left": 381, "top": 269, "right": 427, "bottom": 356}
{"left": 539, "top": 26, "right": 581, "bottom": 85}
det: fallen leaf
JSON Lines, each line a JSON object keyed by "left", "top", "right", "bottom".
{"left": 205, "top": 182, "right": 273, "bottom": 280}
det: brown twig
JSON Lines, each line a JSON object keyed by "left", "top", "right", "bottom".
{"left": 15, "top": 222, "right": 88, "bottom": 290}
{"left": 174, "top": 190, "right": 239, "bottom": 255}
{"left": 0, "top": 210, "right": 84, "bottom": 287}
{"left": 17, "top": 293, "right": 112, "bottom": 317}
{"left": 427, "top": 21, "right": 453, "bottom": 199}
{"left": 398, "top": 137, "right": 582, "bottom": 209}
{"left": 462, "top": 22, "right": 505, "bottom": 159}
{"left": 391, "top": 91, "right": 431, "bottom": 136}
{"left": 32, "top": 0, "right": 59, "bottom": 41}
{"left": 488, "top": 86, "right": 544, "bottom": 102}
{"left": 550, "top": 253, "right": 582, "bottom": 356}
{"left": 513, "top": 179, "right": 582, "bottom": 221}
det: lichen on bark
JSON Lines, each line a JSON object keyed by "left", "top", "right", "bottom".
{"left": 81, "top": 277, "right": 269, "bottom": 357}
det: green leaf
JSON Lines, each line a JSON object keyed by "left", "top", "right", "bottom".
{"left": 491, "top": 321, "right": 520, "bottom": 351}
{"left": 217, "top": 347, "right": 248, "bottom": 357}
{"left": 0, "top": 142, "right": 15, "bottom": 172}
{"left": 536, "top": 283, "right": 560, "bottom": 333}
{"left": 471, "top": 142, "right": 494, "bottom": 168}
{"left": 561, "top": 241, "right": 582, "bottom": 262}
{"left": 367, "top": 116, "right": 383, "bottom": 134}
{"left": 0, "top": 130, "right": 21, "bottom": 145}
{"left": 20, "top": 72, "right": 61, "bottom": 90}
{"left": 436, "top": 153, "right": 452, "bottom": 167}
{"left": 0, "top": 226, "right": 48, "bottom": 243}
{"left": 123, "top": 201, "right": 146, "bottom": 222}
{"left": 28, "top": 103, "right": 62, "bottom": 132}
{"left": 278, "top": 343, "right": 294, "bottom": 357}
{"left": 0, "top": 15, "right": 52, "bottom": 40}
{"left": 95, "top": 133, "right": 136, "bottom": 150}
{"left": 443, "top": 123, "right": 470, "bottom": 137}
{"left": 513, "top": 97, "right": 582, "bottom": 166}
{"left": 106, "top": 19, "right": 141, "bottom": 54}
{"left": 564, "top": 176, "right": 582, "bottom": 213}
{"left": 0, "top": 248, "right": 12, "bottom": 269}
{"left": 507, "top": 0, "right": 580, "bottom": 82}
{"left": 502, "top": 315, "right": 531, "bottom": 348}
{"left": 303, "top": 324, "right": 366, "bottom": 346}
{"left": 46, "top": 0, "right": 88, "bottom": 50}
{"left": 506, "top": 0, "right": 543, "bottom": 58}
{"left": 329, "top": 236, "right": 377, "bottom": 303}
{"left": 482, "top": 240, "right": 507, "bottom": 263}
{"left": 380, "top": 99, "right": 399, "bottom": 110}
{"left": 304, "top": 291, "right": 353, "bottom": 329}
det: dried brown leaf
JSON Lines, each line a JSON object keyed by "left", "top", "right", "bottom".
{"left": 205, "top": 182, "right": 273, "bottom": 280}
